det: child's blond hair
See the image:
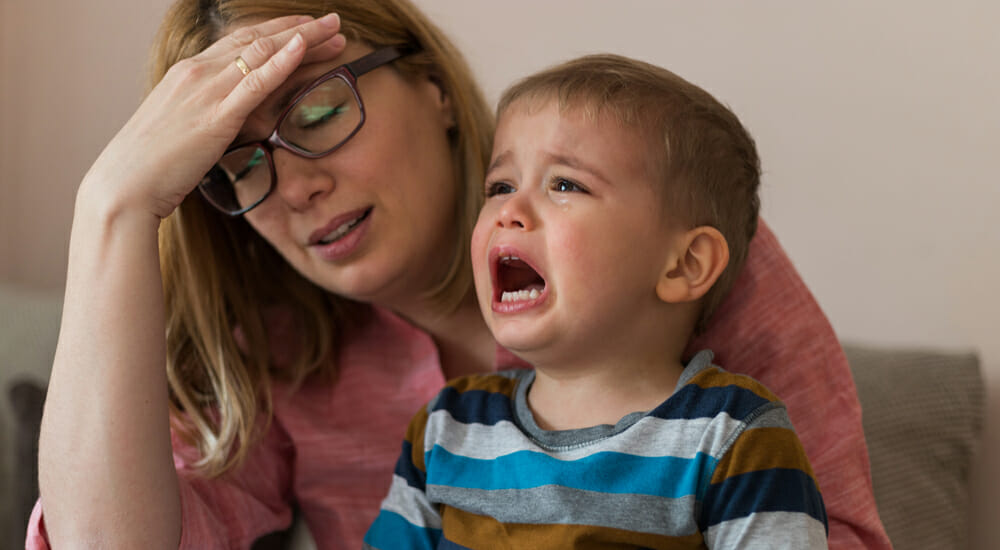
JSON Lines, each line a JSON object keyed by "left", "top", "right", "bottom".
{"left": 497, "top": 54, "right": 761, "bottom": 330}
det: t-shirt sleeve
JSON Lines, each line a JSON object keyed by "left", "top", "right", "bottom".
{"left": 701, "top": 404, "right": 828, "bottom": 549}
{"left": 363, "top": 401, "right": 441, "bottom": 550}
{"left": 25, "top": 418, "right": 295, "bottom": 550}
{"left": 689, "top": 218, "right": 891, "bottom": 550}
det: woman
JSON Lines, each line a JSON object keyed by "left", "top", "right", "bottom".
{"left": 31, "top": 0, "right": 890, "bottom": 548}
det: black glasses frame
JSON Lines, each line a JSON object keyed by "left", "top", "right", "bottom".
{"left": 200, "top": 45, "right": 415, "bottom": 216}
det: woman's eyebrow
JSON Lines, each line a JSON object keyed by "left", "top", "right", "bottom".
{"left": 272, "top": 74, "right": 316, "bottom": 117}
{"left": 229, "top": 73, "right": 321, "bottom": 147}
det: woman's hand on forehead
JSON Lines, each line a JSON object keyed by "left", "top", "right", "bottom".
{"left": 78, "top": 13, "right": 347, "bottom": 220}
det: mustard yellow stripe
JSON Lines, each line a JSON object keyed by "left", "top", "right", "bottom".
{"left": 710, "top": 426, "right": 819, "bottom": 488}
{"left": 441, "top": 506, "right": 706, "bottom": 549}
{"left": 446, "top": 372, "right": 520, "bottom": 400}
{"left": 406, "top": 405, "right": 430, "bottom": 472}
{"left": 689, "top": 367, "right": 779, "bottom": 402}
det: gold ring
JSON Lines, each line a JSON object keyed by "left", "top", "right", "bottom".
{"left": 234, "top": 56, "right": 252, "bottom": 76}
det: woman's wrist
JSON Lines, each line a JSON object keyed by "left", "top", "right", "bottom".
{"left": 74, "top": 168, "right": 169, "bottom": 237}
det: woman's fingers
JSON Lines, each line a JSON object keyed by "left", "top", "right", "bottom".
{"left": 197, "top": 14, "right": 312, "bottom": 59}
{"left": 216, "top": 14, "right": 345, "bottom": 118}
{"left": 216, "top": 13, "right": 342, "bottom": 78}
{"left": 220, "top": 32, "right": 308, "bottom": 120}
{"left": 302, "top": 33, "right": 348, "bottom": 65}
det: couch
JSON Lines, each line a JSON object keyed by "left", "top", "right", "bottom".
{"left": 0, "top": 283, "right": 986, "bottom": 549}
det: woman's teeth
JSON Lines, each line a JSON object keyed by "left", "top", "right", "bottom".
{"left": 500, "top": 288, "right": 541, "bottom": 302}
{"left": 319, "top": 215, "right": 364, "bottom": 244}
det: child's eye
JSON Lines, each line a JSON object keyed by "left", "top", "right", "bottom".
{"left": 552, "top": 178, "right": 585, "bottom": 193}
{"left": 485, "top": 181, "right": 516, "bottom": 197}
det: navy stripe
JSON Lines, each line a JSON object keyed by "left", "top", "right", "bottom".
{"left": 428, "top": 386, "right": 515, "bottom": 426}
{"left": 699, "top": 468, "right": 827, "bottom": 530}
{"left": 652, "top": 384, "right": 770, "bottom": 421}
{"left": 438, "top": 539, "right": 475, "bottom": 549}
{"left": 394, "top": 439, "right": 426, "bottom": 491}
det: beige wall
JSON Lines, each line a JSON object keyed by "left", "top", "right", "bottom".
{"left": 0, "top": 0, "right": 172, "bottom": 288}
{"left": 2, "top": 0, "right": 997, "bottom": 547}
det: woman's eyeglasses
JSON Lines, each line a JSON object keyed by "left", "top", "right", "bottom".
{"left": 198, "top": 45, "right": 416, "bottom": 216}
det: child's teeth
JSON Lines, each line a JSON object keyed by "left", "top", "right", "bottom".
{"left": 500, "top": 288, "right": 541, "bottom": 302}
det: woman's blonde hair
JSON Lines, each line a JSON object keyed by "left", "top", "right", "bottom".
{"left": 151, "top": 0, "right": 493, "bottom": 476}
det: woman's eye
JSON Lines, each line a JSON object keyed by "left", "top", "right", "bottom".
{"left": 296, "top": 103, "right": 348, "bottom": 129}
{"left": 233, "top": 149, "right": 266, "bottom": 181}
{"left": 485, "top": 181, "right": 516, "bottom": 197}
{"left": 553, "top": 178, "right": 585, "bottom": 193}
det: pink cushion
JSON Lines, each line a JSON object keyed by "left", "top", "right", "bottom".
{"left": 689, "top": 219, "right": 891, "bottom": 550}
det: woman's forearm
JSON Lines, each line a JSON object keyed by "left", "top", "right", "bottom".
{"left": 38, "top": 187, "right": 181, "bottom": 549}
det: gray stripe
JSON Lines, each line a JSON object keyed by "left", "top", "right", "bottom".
{"left": 747, "top": 404, "right": 794, "bottom": 430}
{"left": 427, "top": 484, "right": 700, "bottom": 537}
{"left": 705, "top": 511, "right": 828, "bottom": 549}
{"left": 675, "top": 349, "right": 716, "bottom": 387}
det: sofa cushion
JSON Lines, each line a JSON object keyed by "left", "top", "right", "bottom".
{"left": 0, "top": 284, "right": 61, "bottom": 547}
{"left": 844, "top": 343, "right": 984, "bottom": 550}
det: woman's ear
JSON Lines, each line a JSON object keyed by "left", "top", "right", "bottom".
{"left": 426, "top": 74, "right": 455, "bottom": 129}
{"left": 656, "top": 226, "right": 730, "bottom": 304}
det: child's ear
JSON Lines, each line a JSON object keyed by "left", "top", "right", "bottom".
{"left": 656, "top": 226, "right": 730, "bottom": 304}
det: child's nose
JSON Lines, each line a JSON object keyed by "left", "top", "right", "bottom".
{"left": 272, "top": 150, "right": 335, "bottom": 211}
{"left": 496, "top": 193, "right": 535, "bottom": 230}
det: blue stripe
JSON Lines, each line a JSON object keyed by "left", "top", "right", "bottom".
{"left": 393, "top": 439, "right": 425, "bottom": 490}
{"left": 700, "top": 468, "right": 828, "bottom": 530}
{"left": 429, "top": 386, "right": 515, "bottom": 426}
{"left": 438, "top": 539, "right": 475, "bottom": 550}
{"left": 363, "top": 510, "right": 442, "bottom": 550}
{"left": 651, "top": 384, "right": 770, "bottom": 421}
{"left": 425, "top": 447, "right": 718, "bottom": 499}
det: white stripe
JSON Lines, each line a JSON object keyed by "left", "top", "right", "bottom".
{"left": 378, "top": 474, "right": 442, "bottom": 530}
{"left": 423, "top": 408, "right": 749, "bottom": 461}
{"left": 705, "top": 511, "right": 828, "bottom": 549}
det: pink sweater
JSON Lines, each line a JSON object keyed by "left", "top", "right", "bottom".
{"left": 26, "top": 221, "right": 892, "bottom": 549}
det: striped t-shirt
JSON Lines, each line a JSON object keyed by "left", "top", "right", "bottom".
{"left": 364, "top": 350, "right": 828, "bottom": 549}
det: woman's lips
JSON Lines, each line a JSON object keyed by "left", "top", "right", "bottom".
{"left": 309, "top": 207, "right": 372, "bottom": 261}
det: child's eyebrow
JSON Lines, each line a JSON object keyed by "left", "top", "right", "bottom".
{"left": 544, "top": 152, "right": 612, "bottom": 186}
{"left": 486, "top": 151, "right": 511, "bottom": 175}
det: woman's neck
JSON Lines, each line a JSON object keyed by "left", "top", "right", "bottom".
{"left": 392, "top": 290, "right": 496, "bottom": 379}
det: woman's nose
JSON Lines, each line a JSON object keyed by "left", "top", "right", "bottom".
{"left": 271, "top": 150, "right": 335, "bottom": 210}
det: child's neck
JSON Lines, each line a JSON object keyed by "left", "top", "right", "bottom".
{"left": 526, "top": 357, "right": 687, "bottom": 431}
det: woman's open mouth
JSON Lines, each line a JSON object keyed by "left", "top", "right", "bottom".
{"left": 309, "top": 207, "right": 374, "bottom": 262}
{"left": 316, "top": 208, "right": 372, "bottom": 245}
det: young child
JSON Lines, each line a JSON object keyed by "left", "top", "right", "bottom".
{"left": 363, "top": 54, "right": 828, "bottom": 549}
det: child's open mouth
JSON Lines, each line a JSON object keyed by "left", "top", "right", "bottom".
{"left": 496, "top": 255, "right": 546, "bottom": 305}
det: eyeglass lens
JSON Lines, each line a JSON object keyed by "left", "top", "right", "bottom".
{"left": 201, "top": 75, "right": 362, "bottom": 214}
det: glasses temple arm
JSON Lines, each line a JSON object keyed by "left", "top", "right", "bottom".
{"left": 346, "top": 45, "right": 417, "bottom": 78}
